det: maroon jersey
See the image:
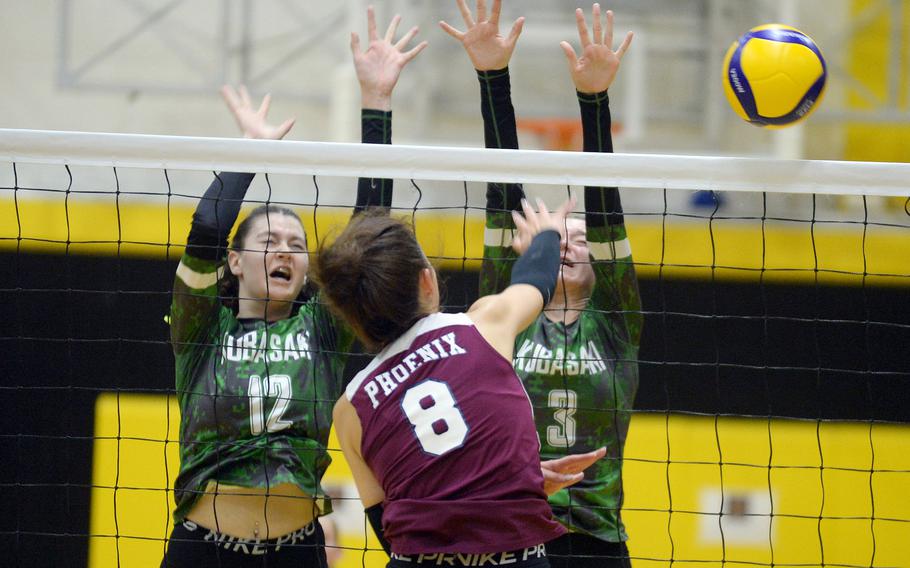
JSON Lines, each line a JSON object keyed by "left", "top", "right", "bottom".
{"left": 346, "top": 312, "right": 566, "bottom": 555}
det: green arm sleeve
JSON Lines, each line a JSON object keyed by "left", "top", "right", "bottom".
{"left": 579, "top": 90, "right": 643, "bottom": 346}
{"left": 171, "top": 171, "right": 256, "bottom": 356}
{"left": 355, "top": 109, "right": 394, "bottom": 212}
{"left": 169, "top": 252, "right": 224, "bottom": 394}
{"left": 477, "top": 68, "right": 526, "bottom": 297}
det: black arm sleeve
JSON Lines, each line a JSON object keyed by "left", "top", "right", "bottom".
{"left": 355, "top": 109, "right": 393, "bottom": 213}
{"left": 578, "top": 90, "right": 624, "bottom": 228}
{"left": 478, "top": 68, "right": 524, "bottom": 214}
{"left": 510, "top": 230, "right": 561, "bottom": 305}
{"left": 186, "top": 171, "right": 255, "bottom": 261}
{"left": 365, "top": 503, "right": 391, "bottom": 555}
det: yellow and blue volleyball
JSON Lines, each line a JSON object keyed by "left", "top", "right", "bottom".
{"left": 722, "top": 24, "right": 827, "bottom": 128}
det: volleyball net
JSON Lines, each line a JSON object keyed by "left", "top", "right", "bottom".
{"left": 1, "top": 128, "right": 909, "bottom": 568}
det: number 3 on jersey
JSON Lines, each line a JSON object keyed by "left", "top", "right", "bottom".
{"left": 547, "top": 389, "right": 577, "bottom": 448}
{"left": 401, "top": 380, "right": 468, "bottom": 456}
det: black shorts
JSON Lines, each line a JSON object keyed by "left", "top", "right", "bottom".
{"left": 161, "top": 519, "right": 327, "bottom": 568}
{"left": 546, "top": 533, "right": 630, "bottom": 568}
{"left": 387, "top": 544, "right": 549, "bottom": 567}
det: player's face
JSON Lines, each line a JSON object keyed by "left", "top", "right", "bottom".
{"left": 554, "top": 218, "right": 595, "bottom": 300}
{"left": 232, "top": 213, "right": 309, "bottom": 305}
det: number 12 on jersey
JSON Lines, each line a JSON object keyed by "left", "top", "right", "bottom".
{"left": 248, "top": 374, "right": 293, "bottom": 435}
{"left": 401, "top": 379, "right": 468, "bottom": 456}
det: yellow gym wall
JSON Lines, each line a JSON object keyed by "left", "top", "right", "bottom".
{"left": 87, "top": 394, "right": 910, "bottom": 568}
{"left": 2, "top": 198, "right": 908, "bottom": 287}
{"left": 846, "top": 0, "right": 910, "bottom": 164}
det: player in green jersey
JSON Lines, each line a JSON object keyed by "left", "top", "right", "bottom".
{"left": 442, "top": 2, "right": 641, "bottom": 567}
{"left": 163, "top": 8, "right": 427, "bottom": 567}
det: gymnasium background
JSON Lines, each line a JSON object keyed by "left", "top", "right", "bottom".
{"left": 1, "top": 1, "right": 908, "bottom": 567}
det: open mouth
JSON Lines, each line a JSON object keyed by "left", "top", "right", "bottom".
{"left": 269, "top": 267, "right": 291, "bottom": 281}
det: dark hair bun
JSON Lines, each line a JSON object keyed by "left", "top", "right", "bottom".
{"left": 314, "top": 210, "right": 428, "bottom": 351}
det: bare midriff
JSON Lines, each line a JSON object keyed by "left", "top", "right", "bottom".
{"left": 185, "top": 481, "right": 318, "bottom": 540}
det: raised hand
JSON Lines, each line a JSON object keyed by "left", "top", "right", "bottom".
{"left": 561, "top": 4, "right": 633, "bottom": 94}
{"left": 220, "top": 85, "right": 295, "bottom": 140}
{"left": 439, "top": 0, "right": 524, "bottom": 71}
{"left": 511, "top": 196, "right": 576, "bottom": 255}
{"left": 353, "top": 5, "right": 428, "bottom": 111}
{"left": 541, "top": 447, "right": 607, "bottom": 495}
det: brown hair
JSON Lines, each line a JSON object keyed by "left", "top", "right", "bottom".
{"left": 218, "top": 204, "right": 310, "bottom": 312}
{"left": 313, "top": 210, "right": 429, "bottom": 352}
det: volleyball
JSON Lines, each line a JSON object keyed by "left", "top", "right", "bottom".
{"left": 722, "top": 24, "right": 827, "bottom": 128}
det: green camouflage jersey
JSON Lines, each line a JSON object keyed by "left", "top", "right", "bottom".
{"left": 476, "top": 69, "right": 643, "bottom": 542}
{"left": 482, "top": 218, "right": 641, "bottom": 542}
{"left": 167, "top": 110, "right": 391, "bottom": 524}
{"left": 169, "top": 251, "right": 354, "bottom": 523}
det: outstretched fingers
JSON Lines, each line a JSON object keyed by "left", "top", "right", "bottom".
{"left": 547, "top": 447, "right": 607, "bottom": 474}
{"left": 560, "top": 41, "right": 579, "bottom": 68}
{"left": 350, "top": 31, "right": 362, "bottom": 56}
{"left": 439, "top": 19, "right": 465, "bottom": 40}
{"left": 490, "top": 0, "right": 502, "bottom": 25}
{"left": 542, "top": 469, "right": 584, "bottom": 495}
{"left": 274, "top": 117, "right": 296, "bottom": 139}
{"left": 603, "top": 7, "right": 613, "bottom": 49}
{"left": 534, "top": 198, "right": 554, "bottom": 228}
{"left": 540, "top": 448, "right": 605, "bottom": 494}
{"left": 367, "top": 5, "right": 379, "bottom": 41}
{"left": 385, "top": 14, "right": 402, "bottom": 43}
{"left": 476, "top": 0, "right": 487, "bottom": 22}
{"left": 238, "top": 84, "right": 253, "bottom": 109}
{"left": 553, "top": 195, "right": 578, "bottom": 225}
{"left": 592, "top": 3, "right": 603, "bottom": 45}
{"left": 518, "top": 198, "right": 545, "bottom": 232}
{"left": 514, "top": 196, "right": 577, "bottom": 237}
{"left": 220, "top": 85, "right": 241, "bottom": 112}
{"left": 455, "top": 0, "right": 475, "bottom": 28}
{"left": 395, "top": 25, "right": 420, "bottom": 51}
{"left": 506, "top": 16, "right": 525, "bottom": 46}
{"left": 575, "top": 8, "right": 591, "bottom": 49}
{"left": 402, "top": 40, "right": 429, "bottom": 63}
{"left": 256, "top": 92, "right": 272, "bottom": 117}
{"left": 219, "top": 84, "right": 295, "bottom": 140}
{"left": 512, "top": 206, "right": 530, "bottom": 234}
{"left": 616, "top": 30, "right": 634, "bottom": 59}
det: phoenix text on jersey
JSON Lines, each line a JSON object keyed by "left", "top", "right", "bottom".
{"left": 361, "top": 332, "right": 468, "bottom": 408}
